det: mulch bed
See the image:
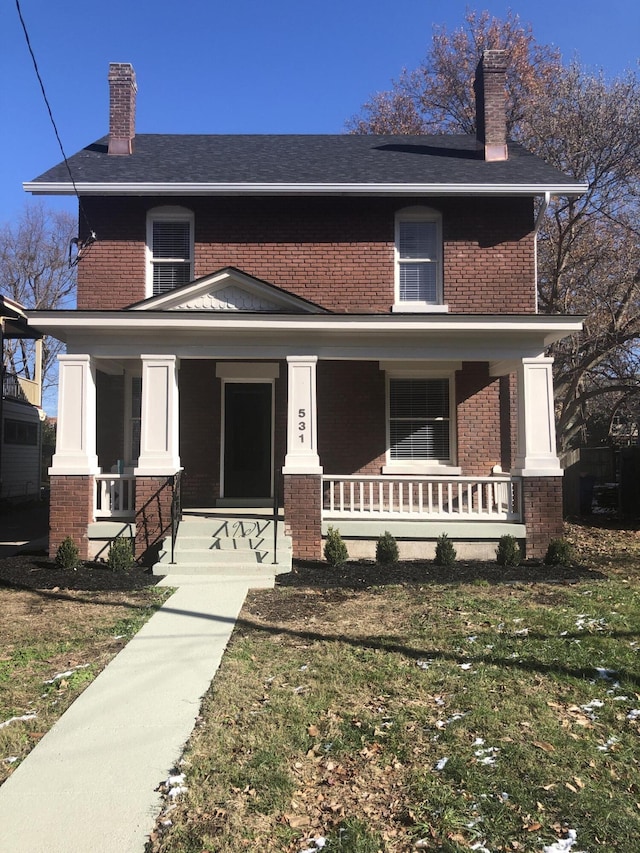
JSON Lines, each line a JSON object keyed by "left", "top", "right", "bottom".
{"left": 0, "top": 548, "right": 607, "bottom": 594}
{"left": 0, "top": 553, "right": 161, "bottom": 591}
{"left": 276, "top": 557, "right": 605, "bottom": 590}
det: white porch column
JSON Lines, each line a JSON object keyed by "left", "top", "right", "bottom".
{"left": 134, "top": 354, "right": 181, "bottom": 475}
{"left": 50, "top": 354, "right": 99, "bottom": 474}
{"left": 513, "top": 357, "right": 561, "bottom": 476}
{"left": 282, "top": 355, "right": 322, "bottom": 474}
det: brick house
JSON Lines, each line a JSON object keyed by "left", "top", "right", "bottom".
{"left": 26, "top": 54, "right": 585, "bottom": 568}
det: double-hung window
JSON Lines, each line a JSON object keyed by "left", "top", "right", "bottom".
{"left": 381, "top": 363, "right": 460, "bottom": 473}
{"left": 394, "top": 207, "right": 444, "bottom": 311}
{"left": 389, "top": 378, "right": 450, "bottom": 462}
{"left": 146, "top": 207, "right": 194, "bottom": 296}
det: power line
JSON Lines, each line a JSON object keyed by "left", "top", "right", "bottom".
{"left": 15, "top": 0, "right": 96, "bottom": 261}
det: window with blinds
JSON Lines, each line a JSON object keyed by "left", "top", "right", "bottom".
{"left": 149, "top": 216, "right": 193, "bottom": 295}
{"left": 396, "top": 211, "right": 442, "bottom": 304}
{"left": 389, "top": 378, "right": 450, "bottom": 461}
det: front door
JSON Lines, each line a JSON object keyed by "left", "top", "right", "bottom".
{"left": 223, "top": 382, "right": 272, "bottom": 498}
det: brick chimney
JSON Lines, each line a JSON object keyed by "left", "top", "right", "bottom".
{"left": 474, "top": 49, "right": 508, "bottom": 162}
{"left": 108, "top": 63, "right": 137, "bottom": 155}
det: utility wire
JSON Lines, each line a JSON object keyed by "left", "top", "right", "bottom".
{"left": 15, "top": 0, "right": 96, "bottom": 261}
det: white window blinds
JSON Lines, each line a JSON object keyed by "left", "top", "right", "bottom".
{"left": 151, "top": 220, "right": 192, "bottom": 294}
{"left": 397, "top": 219, "right": 439, "bottom": 303}
{"left": 389, "top": 378, "right": 450, "bottom": 461}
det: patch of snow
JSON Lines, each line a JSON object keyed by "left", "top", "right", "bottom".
{"left": 43, "top": 664, "right": 90, "bottom": 684}
{"left": 627, "top": 709, "right": 640, "bottom": 721}
{"left": 612, "top": 696, "right": 629, "bottom": 701}
{"left": 459, "top": 663, "right": 473, "bottom": 670}
{"left": 434, "top": 696, "right": 445, "bottom": 706}
{"left": 594, "top": 667, "right": 617, "bottom": 681}
{"left": 416, "top": 660, "right": 430, "bottom": 670}
{"left": 435, "top": 757, "right": 449, "bottom": 771}
{"left": 470, "top": 843, "right": 491, "bottom": 853}
{"left": 467, "top": 635, "right": 478, "bottom": 643}
{"left": 597, "top": 736, "right": 618, "bottom": 752}
{"left": 0, "top": 713, "right": 37, "bottom": 730}
{"left": 542, "top": 828, "right": 585, "bottom": 852}
{"left": 472, "top": 737, "right": 485, "bottom": 746}
{"left": 515, "top": 628, "right": 529, "bottom": 636}
{"left": 2, "top": 757, "right": 19, "bottom": 764}
{"left": 474, "top": 745, "right": 499, "bottom": 766}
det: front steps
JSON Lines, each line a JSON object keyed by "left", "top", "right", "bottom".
{"left": 153, "top": 510, "right": 292, "bottom": 585}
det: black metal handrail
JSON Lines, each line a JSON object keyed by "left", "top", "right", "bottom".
{"left": 272, "top": 468, "right": 280, "bottom": 565}
{"left": 170, "top": 470, "right": 183, "bottom": 564}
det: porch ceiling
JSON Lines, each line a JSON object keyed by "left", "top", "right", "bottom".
{"left": 27, "top": 311, "right": 584, "bottom": 363}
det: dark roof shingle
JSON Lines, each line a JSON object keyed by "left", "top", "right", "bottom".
{"left": 28, "top": 134, "right": 582, "bottom": 190}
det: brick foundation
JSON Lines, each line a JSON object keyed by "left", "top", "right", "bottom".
{"left": 49, "top": 476, "right": 94, "bottom": 560}
{"left": 284, "top": 474, "right": 322, "bottom": 560}
{"left": 522, "top": 476, "right": 563, "bottom": 558}
{"left": 135, "top": 476, "right": 174, "bottom": 564}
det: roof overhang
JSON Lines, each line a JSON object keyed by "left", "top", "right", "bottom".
{"left": 23, "top": 181, "right": 589, "bottom": 198}
{"left": 26, "top": 311, "right": 584, "bottom": 363}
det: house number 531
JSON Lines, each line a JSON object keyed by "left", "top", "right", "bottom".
{"left": 298, "top": 409, "right": 307, "bottom": 443}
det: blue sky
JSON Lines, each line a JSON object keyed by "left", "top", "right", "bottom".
{"left": 1, "top": 0, "right": 638, "bottom": 224}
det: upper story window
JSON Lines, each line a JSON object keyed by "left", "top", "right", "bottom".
{"left": 146, "top": 207, "right": 194, "bottom": 296}
{"left": 393, "top": 207, "right": 446, "bottom": 312}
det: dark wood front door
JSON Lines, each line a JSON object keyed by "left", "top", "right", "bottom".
{"left": 223, "top": 383, "right": 272, "bottom": 498}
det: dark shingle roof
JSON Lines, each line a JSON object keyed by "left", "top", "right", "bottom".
{"left": 27, "top": 134, "right": 583, "bottom": 191}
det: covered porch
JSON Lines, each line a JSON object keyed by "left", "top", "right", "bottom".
{"left": 33, "top": 302, "right": 581, "bottom": 562}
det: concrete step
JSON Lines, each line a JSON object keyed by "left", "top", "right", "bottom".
{"left": 178, "top": 518, "right": 277, "bottom": 538}
{"left": 152, "top": 512, "right": 292, "bottom": 579}
{"left": 175, "top": 535, "right": 291, "bottom": 551}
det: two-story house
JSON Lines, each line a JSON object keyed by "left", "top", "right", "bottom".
{"left": 25, "top": 53, "right": 585, "bottom": 569}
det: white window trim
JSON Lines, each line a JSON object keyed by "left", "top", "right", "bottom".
{"left": 392, "top": 206, "right": 448, "bottom": 313}
{"left": 145, "top": 206, "right": 194, "bottom": 297}
{"left": 382, "top": 364, "right": 460, "bottom": 475}
{"left": 219, "top": 376, "right": 276, "bottom": 500}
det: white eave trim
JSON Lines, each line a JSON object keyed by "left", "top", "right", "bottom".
{"left": 23, "top": 181, "right": 589, "bottom": 198}
{"left": 26, "top": 311, "right": 584, "bottom": 340}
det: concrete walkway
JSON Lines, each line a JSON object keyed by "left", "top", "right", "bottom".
{"left": 0, "top": 574, "right": 259, "bottom": 852}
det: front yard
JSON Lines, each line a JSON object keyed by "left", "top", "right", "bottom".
{"left": 147, "top": 523, "right": 640, "bottom": 852}
{"left": 1, "top": 523, "right": 639, "bottom": 852}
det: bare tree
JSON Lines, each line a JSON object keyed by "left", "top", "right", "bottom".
{"left": 0, "top": 202, "right": 77, "bottom": 395}
{"left": 348, "top": 10, "right": 640, "bottom": 452}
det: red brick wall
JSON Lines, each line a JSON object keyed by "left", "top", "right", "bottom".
{"left": 49, "top": 476, "right": 94, "bottom": 559}
{"left": 318, "top": 361, "right": 386, "bottom": 474}
{"left": 456, "top": 362, "right": 503, "bottom": 476}
{"left": 135, "top": 476, "right": 174, "bottom": 563}
{"left": 77, "top": 196, "right": 534, "bottom": 314}
{"left": 284, "top": 474, "right": 322, "bottom": 559}
{"left": 522, "top": 476, "right": 564, "bottom": 558}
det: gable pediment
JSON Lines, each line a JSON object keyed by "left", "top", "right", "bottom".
{"left": 129, "top": 268, "right": 327, "bottom": 314}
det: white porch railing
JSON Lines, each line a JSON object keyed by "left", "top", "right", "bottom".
{"left": 95, "top": 475, "right": 136, "bottom": 518}
{"left": 322, "top": 475, "right": 522, "bottom": 522}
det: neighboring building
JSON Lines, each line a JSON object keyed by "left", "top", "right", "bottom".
{"left": 0, "top": 296, "right": 43, "bottom": 503}
{"left": 25, "top": 54, "right": 585, "bottom": 565}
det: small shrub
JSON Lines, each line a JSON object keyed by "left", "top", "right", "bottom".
{"left": 544, "top": 538, "right": 574, "bottom": 566}
{"left": 55, "top": 536, "right": 80, "bottom": 570}
{"left": 434, "top": 533, "right": 456, "bottom": 567}
{"left": 496, "top": 534, "right": 521, "bottom": 566}
{"left": 376, "top": 531, "right": 399, "bottom": 565}
{"left": 324, "top": 526, "right": 348, "bottom": 566}
{"left": 108, "top": 537, "right": 135, "bottom": 571}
